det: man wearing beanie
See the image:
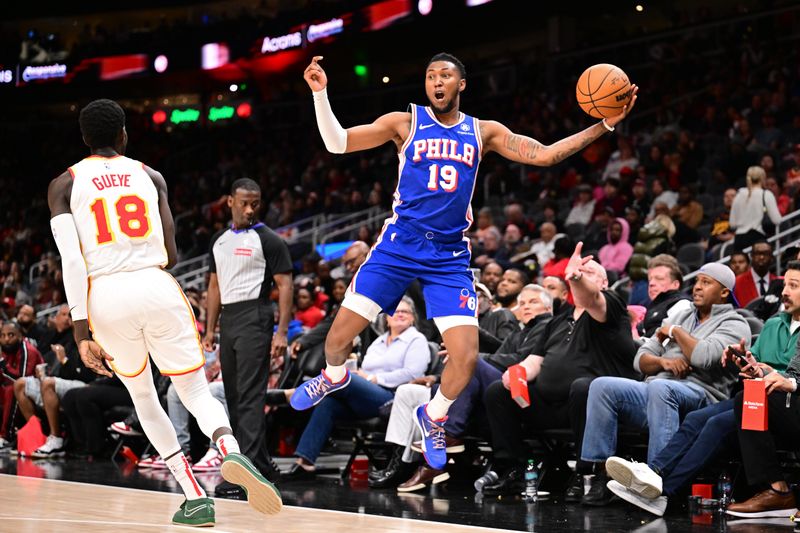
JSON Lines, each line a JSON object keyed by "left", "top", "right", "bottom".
{"left": 579, "top": 262, "right": 750, "bottom": 508}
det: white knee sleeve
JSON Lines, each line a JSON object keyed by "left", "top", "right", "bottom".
{"left": 170, "top": 370, "right": 231, "bottom": 440}
{"left": 117, "top": 362, "right": 180, "bottom": 457}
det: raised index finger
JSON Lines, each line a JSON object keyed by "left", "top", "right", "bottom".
{"left": 311, "top": 55, "right": 324, "bottom": 64}
{"left": 573, "top": 241, "right": 584, "bottom": 257}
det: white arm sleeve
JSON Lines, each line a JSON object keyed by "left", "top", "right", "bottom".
{"left": 50, "top": 213, "right": 89, "bottom": 321}
{"left": 313, "top": 88, "right": 347, "bottom": 154}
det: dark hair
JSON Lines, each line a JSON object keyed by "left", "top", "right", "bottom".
{"left": 428, "top": 52, "right": 466, "bottom": 78}
{"left": 553, "top": 235, "right": 574, "bottom": 258}
{"left": 230, "top": 178, "right": 260, "bottom": 195}
{"left": 730, "top": 250, "right": 750, "bottom": 264}
{"left": 751, "top": 239, "right": 772, "bottom": 250}
{"left": 1, "top": 321, "right": 20, "bottom": 333}
{"left": 785, "top": 260, "right": 800, "bottom": 273}
{"left": 79, "top": 99, "right": 125, "bottom": 149}
{"left": 507, "top": 268, "right": 530, "bottom": 285}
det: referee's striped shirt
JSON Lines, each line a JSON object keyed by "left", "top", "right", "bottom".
{"left": 209, "top": 222, "right": 292, "bottom": 305}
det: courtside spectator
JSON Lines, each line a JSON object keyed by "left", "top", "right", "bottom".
{"left": 14, "top": 305, "right": 46, "bottom": 348}
{"left": 640, "top": 255, "right": 691, "bottom": 338}
{"left": 606, "top": 260, "right": 800, "bottom": 516}
{"left": 476, "top": 282, "right": 518, "bottom": 354}
{"left": 482, "top": 245, "right": 638, "bottom": 500}
{"left": 14, "top": 339, "right": 94, "bottom": 457}
{"left": 580, "top": 263, "right": 749, "bottom": 506}
{"left": 284, "top": 297, "right": 429, "bottom": 480}
{"left": 0, "top": 322, "right": 43, "bottom": 449}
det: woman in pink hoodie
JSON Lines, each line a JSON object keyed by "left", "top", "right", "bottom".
{"left": 598, "top": 217, "right": 633, "bottom": 274}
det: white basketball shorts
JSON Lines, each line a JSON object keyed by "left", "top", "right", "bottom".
{"left": 88, "top": 267, "right": 205, "bottom": 377}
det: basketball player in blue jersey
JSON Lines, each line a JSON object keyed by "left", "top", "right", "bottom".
{"left": 291, "top": 53, "right": 638, "bottom": 470}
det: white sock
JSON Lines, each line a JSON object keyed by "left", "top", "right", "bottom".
{"left": 166, "top": 452, "right": 207, "bottom": 501}
{"left": 215, "top": 434, "right": 240, "bottom": 457}
{"left": 426, "top": 389, "right": 455, "bottom": 421}
{"left": 324, "top": 362, "right": 347, "bottom": 383}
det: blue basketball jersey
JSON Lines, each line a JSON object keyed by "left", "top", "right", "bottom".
{"left": 392, "top": 104, "right": 482, "bottom": 237}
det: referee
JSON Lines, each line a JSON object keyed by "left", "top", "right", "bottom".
{"left": 203, "top": 178, "right": 293, "bottom": 496}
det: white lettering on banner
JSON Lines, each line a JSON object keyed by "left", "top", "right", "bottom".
{"left": 0, "top": 70, "right": 12, "bottom": 83}
{"left": 22, "top": 63, "right": 67, "bottom": 82}
{"left": 261, "top": 32, "right": 303, "bottom": 54}
{"left": 307, "top": 18, "right": 344, "bottom": 42}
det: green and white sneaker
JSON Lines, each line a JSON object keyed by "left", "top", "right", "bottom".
{"left": 172, "top": 497, "right": 215, "bottom": 527}
{"left": 220, "top": 453, "right": 283, "bottom": 515}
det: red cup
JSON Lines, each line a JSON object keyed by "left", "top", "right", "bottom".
{"left": 120, "top": 446, "right": 140, "bottom": 464}
{"left": 691, "top": 484, "right": 713, "bottom": 499}
{"left": 350, "top": 457, "right": 369, "bottom": 480}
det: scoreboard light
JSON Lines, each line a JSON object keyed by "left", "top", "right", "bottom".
{"left": 236, "top": 102, "right": 252, "bottom": 118}
{"left": 208, "top": 105, "right": 235, "bottom": 122}
{"left": 170, "top": 108, "right": 201, "bottom": 124}
{"left": 152, "top": 110, "right": 167, "bottom": 125}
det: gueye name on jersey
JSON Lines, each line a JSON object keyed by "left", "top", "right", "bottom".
{"left": 91, "top": 174, "right": 131, "bottom": 191}
{"left": 412, "top": 139, "right": 476, "bottom": 168}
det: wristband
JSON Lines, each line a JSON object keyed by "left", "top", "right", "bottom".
{"left": 668, "top": 324, "right": 681, "bottom": 339}
{"left": 790, "top": 377, "right": 798, "bottom": 393}
{"left": 602, "top": 118, "right": 615, "bottom": 132}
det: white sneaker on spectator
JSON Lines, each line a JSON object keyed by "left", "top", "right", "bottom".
{"left": 0, "top": 438, "right": 11, "bottom": 453}
{"left": 606, "top": 456, "right": 663, "bottom": 499}
{"left": 608, "top": 480, "right": 668, "bottom": 517}
{"left": 137, "top": 454, "right": 168, "bottom": 469}
{"left": 32, "top": 435, "right": 65, "bottom": 458}
{"left": 192, "top": 448, "right": 223, "bottom": 472}
{"left": 109, "top": 421, "right": 143, "bottom": 437}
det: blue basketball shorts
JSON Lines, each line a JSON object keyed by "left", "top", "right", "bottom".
{"left": 347, "top": 220, "right": 478, "bottom": 320}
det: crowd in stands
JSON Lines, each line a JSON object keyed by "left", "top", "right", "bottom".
{"left": 3, "top": 3, "right": 800, "bottom": 521}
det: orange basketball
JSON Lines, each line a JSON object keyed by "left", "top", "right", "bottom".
{"left": 576, "top": 64, "right": 632, "bottom": 119}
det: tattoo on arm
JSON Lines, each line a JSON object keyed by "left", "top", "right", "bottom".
{"left": 547, "top": 123, "right": 605, "bottom": 164}
{"left": 503, "top": 134, "right": 541, "bottom": 162}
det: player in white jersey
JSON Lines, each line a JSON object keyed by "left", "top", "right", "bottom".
{"left": 48, "top": 99, "right": 281, "bottom": 526}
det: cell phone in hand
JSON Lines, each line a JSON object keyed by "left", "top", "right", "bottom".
{"left": 728, "top": 345, "right": 749, "bottom": 365}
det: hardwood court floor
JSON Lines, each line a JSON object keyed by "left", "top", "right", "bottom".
{"left": 0, "top": 474, "right": 520, "bottom": 533}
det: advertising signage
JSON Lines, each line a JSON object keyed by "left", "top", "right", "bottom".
{"left": 261, "top": 32, "right": 303, "bottom": 54}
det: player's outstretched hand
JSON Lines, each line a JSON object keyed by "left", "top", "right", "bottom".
{"left": 304, "top": 56, "right": 328, "bottom": 92}
{"left": 78, "top": 339, "right": 114, "bottom": 378}
{"left": 604, "top": 84, "right": 639, "bottom": 128}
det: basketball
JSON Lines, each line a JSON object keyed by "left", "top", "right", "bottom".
{"left": 576, "top": 64, "right": 632, "bottom": 119}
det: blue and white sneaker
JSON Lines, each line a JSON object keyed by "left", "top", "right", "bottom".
{"left": 289, "top": 370, "right": 351, "bottom": 411}
{"left": 413, "top": 404, "right": 447, "bottom": 470}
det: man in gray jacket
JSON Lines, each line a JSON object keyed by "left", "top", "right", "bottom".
{"left": 579, "top": 262, "right": 750, "bottom": 506}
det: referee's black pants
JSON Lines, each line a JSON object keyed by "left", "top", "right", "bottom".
{"left": 220, "top": 299, "right": 274, "bottom": 473}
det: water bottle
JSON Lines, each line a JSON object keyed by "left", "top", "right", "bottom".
{"left": 523, "top": 459, "right": 539, "bottom": 502}
{"left": 718, "top": 471, "right": 732, "bottom": 510}
{"left": 474, "top": 470, "right": 499, "bottom": 492}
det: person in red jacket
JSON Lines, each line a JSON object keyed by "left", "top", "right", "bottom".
{"left": 734, "top": 240, "right": 778, "bottom": 307}
{"left": 294, "top": 286, "right": 325, "bottom": 330}
{"left": 0, "top": 322, "right": 43, "bottom": 448}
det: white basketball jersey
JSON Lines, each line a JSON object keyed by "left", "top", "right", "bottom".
{"left": 68, "top": 155, "right": 167, "bottom": 278}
